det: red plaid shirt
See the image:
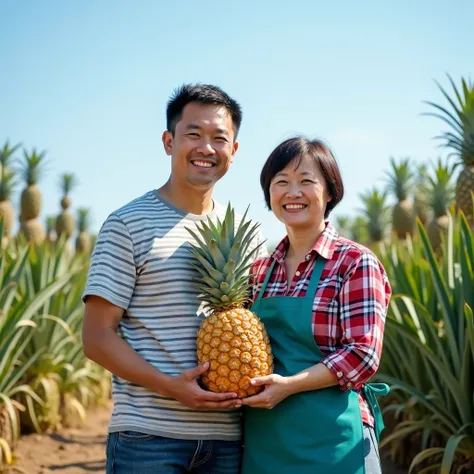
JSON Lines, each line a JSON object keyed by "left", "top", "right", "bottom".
{"left": 249, "top": 222, "right": 391, "bottom": 427}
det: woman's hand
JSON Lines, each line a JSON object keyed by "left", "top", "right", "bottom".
{"left": 241, "top": 374, "right": 293, "bottom": 409}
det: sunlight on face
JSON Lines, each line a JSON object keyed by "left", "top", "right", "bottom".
{"left": 269, "top": 154, "right": 332, "bottom": 230}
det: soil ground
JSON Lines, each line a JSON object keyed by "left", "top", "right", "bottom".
{"left": 6, "top": 401, "right": 407, "bottom": 473}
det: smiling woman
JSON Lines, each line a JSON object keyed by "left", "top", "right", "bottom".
{"left": 241, "top": 135, "right": 391, "bottom": 474}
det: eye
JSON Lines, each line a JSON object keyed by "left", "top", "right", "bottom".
{"left": 302, "top": 179, "right": 316, "bottom": 184}
{"left": 215, "top": 136, "right": 228, "bottom": 142}
{"left": 273, "top": 180, "right": 288, "bottom": 185}
{"left": 187, "top": 133, "right": 200, "bottom": 138}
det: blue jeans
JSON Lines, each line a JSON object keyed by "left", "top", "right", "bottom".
{"left": 106, "top": 431, "right": 241, "bottom": 474}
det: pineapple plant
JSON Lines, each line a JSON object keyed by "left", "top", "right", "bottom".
{"left": 56, "top": 173, "right": 77, "bottom": 239}
{"left": 46, "top": 215, "right": 56, "bottom": 242}
{"left": 426, "top": 158, "right": 456, "bottom": 250}
{"left": 19, "top": 148, "right": 46, "bottom": 243}
{"left": 186, "top": 205, "right": 273, "bottom": 398}
{"left": 358, "top": 188, "right": 390, "bottom": 246}
{"left": 425, "top": 75, "right": 474, "bottom": 227}
{"left": 413, "top": 163, "right": 430, "bottom": 225}
{"left": 385, "top": 157, "right": 416, "bottom": 239}
{"left": 0, "top": 141, "right": 20, "bottom": 244}
{"left": 75, "top": 208, "right": 91, "bottom": 253}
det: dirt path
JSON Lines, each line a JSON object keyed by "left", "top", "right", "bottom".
{"left": 7, "top": 402, "right": 406, "bottom": 473}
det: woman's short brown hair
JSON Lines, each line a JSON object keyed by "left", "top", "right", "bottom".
{"left": 260, "top": 136, "right": 344, "bottom": 218}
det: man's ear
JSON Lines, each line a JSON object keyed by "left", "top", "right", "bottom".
{"left": 162, "top": 130, "right": 173, "bottom": 156}
{"left": 230, "top": 140, "right": 239, "bottom": 162}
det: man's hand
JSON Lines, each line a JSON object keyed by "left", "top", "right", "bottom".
{"left": 241, "top": 374, "right": 292, "bottom": 409}
{"left": 166, "top": 362, "right": 242, "bottom": 410}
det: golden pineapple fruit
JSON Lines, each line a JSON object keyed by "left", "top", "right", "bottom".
{"left": 187, "top": 204, "right": 272, "bottom": 398}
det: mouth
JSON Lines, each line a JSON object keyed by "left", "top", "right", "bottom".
{"left": 190, "top": 159, "right": 216, "bottom": 169}
{"left": 283, "top": 203, "right": 308, "bottom": 212}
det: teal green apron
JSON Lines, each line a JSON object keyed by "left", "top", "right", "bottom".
{"left": 242, "top": 257, "right": 389, "bottom": 474}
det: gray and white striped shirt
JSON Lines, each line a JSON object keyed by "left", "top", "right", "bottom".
{"left": 83, "top": 190, "right": 266, "bottom": 440}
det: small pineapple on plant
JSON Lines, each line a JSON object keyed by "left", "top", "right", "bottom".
{"left": 385, "top": 157, "right": 416, "bottom": 239}
{"left": 56, "top": 173, "right": 77, "bottom": 239}
{"left": 426, "top": 158, "right": 456, "bottom": 250}
{"left": 75, "top": 208, "right": 91, "bottom": 253}
{"left": 0, "top": 141, "right": 20, "bottom": 244}
{"left": 19, "top": 148, "right": 47, "bottom": 243}
{"left": 413, "top": 162, "right": 430, "bottom": 225}
{"left": 358, "top": 188, "right": 391, "bottom": 246}
{"left": 186, "top": 204, "right": 273, "bottom": 398}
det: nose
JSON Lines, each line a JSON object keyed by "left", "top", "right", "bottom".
{"left": 286, "top": 185, "right": 302, "bottom": 198}
{"left": 196, "top": 139, "right": 216, "bottom": 156}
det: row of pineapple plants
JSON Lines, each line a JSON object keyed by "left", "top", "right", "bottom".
{"left": 0, "top": 220, "right": 109, "bottom": 470}
{"left": 337, "top": 75, "right": 473, "bottom": 249}
{"left": 0, "top": 143, "right": 92, "bottom": 253}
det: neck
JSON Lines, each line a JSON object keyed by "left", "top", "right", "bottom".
{"left": 158, "top": 178, "right": 214, "bottom": 215}
{"left": 285, "top": 221, "right": 326, "bottom": 261}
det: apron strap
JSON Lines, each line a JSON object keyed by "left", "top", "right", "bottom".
{"left": 254, "top": 259, "right": 278, "bottom": 304}
{"left": 306, "top": 256, "right": 327, "bottom": 297}
{"left": 363, "top": 383, "right": 390, "bottom": 441}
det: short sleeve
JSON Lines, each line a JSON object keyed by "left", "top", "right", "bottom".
{"left": 82, "top": 213, "right": 136, "bottom": 310}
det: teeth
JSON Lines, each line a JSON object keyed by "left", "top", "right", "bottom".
{"left": 192, "top": 161, "right": 213, "bottom": 168}
{"left": 285, "top": 204, "right": 305, "bottom": 210}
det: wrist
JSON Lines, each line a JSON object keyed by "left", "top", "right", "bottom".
{"left": 152, "top": 372, "right": 175, "bottom": 397}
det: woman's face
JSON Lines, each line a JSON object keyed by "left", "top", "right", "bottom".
{"left": 269, "top": 154, "right": 332, "bottom": 231}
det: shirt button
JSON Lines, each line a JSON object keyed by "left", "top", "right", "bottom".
{"left": 347, "top": 382, "right": 352, "bottom": 389}
{"left": 305, "top": 254, "right": 311, "bottom": 261}
{"left": 295, "top": 271, "right": 301, "bottom": 276}
{"left": 336, "top": 371, "right": 343, "bottom": 378}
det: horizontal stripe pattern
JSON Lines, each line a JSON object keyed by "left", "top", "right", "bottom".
{"left": 83, "top": 190, "right": 266, "bottom": 440}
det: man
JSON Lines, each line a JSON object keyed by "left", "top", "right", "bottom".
{"left": 82, "top": 84, "right": 266, "bottom": 473}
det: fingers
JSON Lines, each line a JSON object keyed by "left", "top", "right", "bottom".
{"left": 185, "top": 362, "right": 210, "bottom": 380}
{"left": 250, "top": 375, "right": 272, "bottom": 386}
{"left": 241, "top": 393, "right": 266, "bottom": 407}
{"left": 198, "top": 388, "right": 238, "bottom": 401}
{"left": 199, "top": 399, "right": 243, "bottom": 410}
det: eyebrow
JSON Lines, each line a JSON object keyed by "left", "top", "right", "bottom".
{"left": 185, "top": 124, "right": 229, "bottom": 136}
{"left": 274, "top": 170, "right": 314, "bottom": 177}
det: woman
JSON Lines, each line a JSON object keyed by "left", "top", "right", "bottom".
{"left": 241, "top": 136, "right": 391, "bottom": 474}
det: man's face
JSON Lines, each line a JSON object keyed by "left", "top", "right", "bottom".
{"left": 162, "top": 102, "right": 239, "bottom": 190}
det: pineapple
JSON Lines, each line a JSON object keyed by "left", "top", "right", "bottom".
{"left": 187, "top": 205, "right": 273, "bottom": 398}
{"left": 19, "top": 149, "right": 46, "bottom": 243}
{"left": 426, "top": 159, "right": 456, "bottom": 250}
{"left": 425, "top": 75, "right": 474, "bottom": 227}
{"left": 358, "top": 188, "right": 391, "bottom": 245}
{"left": 46, "top": 215, "right": 56, "bottom": 242}
{"left": 75, "top": 208, "right": 91, "bottom": 253}
{"left": 413, "top": 163, "right": 430, "bottom": 225}
{"left": 56, "top": 173, "right": 77, "bottom": 239}
{"left": 385, "top": 157, "right": 415, "bottom": 239}
{"left": 0, "top": 141, "right": 20, "bottom": 244}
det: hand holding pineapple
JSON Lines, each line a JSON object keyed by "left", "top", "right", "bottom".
{"left": 164, "top": 362, "right": 242, "bottom": 410}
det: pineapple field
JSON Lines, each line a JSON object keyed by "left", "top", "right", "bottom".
{"left": 0, "top": 75, "right": 473, "bottom": 473}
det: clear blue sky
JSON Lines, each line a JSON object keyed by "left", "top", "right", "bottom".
{"left": 1, "top": 0, "right": 472, "bottom": 243}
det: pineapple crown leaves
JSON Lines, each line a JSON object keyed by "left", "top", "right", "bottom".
{"left": 0, "top": 141, "right": 21, "bottom": 170}
{"left": 77, "top": 208, "right": 90, "bottom": 232}
{"left": 20, "top": 148, "right": 47, "bottom": 186}
{"left": 384, "top": 157, "right": 413, "bottom": 201}
{"left": 425, "top": 158, "right": 456, "bottom": 217}
{"left": 59, "top": 173, "right": 78, "bottom": 196}
{"left": 0, "top": 168, "right": 17, "bottom": 201}
{"left": 357, "top": 187, "right": 391, "bottom": 242}
{"left": 423, "top": 74, "right": 474, "bottom": 165}
{"left": 185, "top": 203, "right": 265, "bottom": 312}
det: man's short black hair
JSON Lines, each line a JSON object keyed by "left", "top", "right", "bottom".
{"left": 166, "top": 84, "right": 242, "bottom": 138}
{"left": 260, "top": 136, "right": 344, "bottom": 218}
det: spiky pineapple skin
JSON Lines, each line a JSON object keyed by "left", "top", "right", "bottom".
{"left": 75, "top": 232, "right": 91, "bottom": 253}
{"left": 456, "top": 165, "right": 474, "bottom": 226}
{"left": 197, "top": 307, "right": 273, "bottom": 398}
{"left": 392, "top": 199, "right": 415, "bottom": 238}
{"left": 427, "top": 215, "right": 449, "bottom": 250}
{"left": 0, "top": 201, "right": 14, "bottom": 240}
{"left": 21, "top": 184, "right": 42, "bottom": 220}
{"left": 56, "top": 210, "right": 75, "bottom": 238}
{"left": 20, "top": 219, "right": 45, "bottom": 243}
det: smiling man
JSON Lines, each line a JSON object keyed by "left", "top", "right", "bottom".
{"left": 81, "top": 84, "right": 266, "bottom": 474}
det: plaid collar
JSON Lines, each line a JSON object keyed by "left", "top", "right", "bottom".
{"left": 271, "top": 221, "right": 339, "bottom": 262}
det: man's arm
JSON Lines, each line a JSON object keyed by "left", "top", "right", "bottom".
{"left": 82, "top": 295, "right": 241, "bottom": 410}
